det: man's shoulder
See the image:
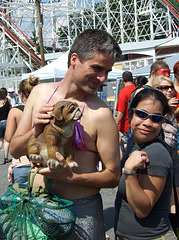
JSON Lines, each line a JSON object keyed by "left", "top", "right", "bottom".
{"left": 127, "top": 84, "right": 136, "bottom": 91}
{"left": 31, "top": 82, "right": 56, "bottom": 95}
{"left": 120, "top": 84, "right": 135, "bottom": 95}
{"left": 88, "top": 94, "right": 109, "bottom": 110}
{"left": 35, "top": 82, "right": 54, "bottom": 89}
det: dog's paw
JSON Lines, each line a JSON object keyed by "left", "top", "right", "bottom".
{"left": 47, "top": 159, "right": 63, "bottom": 169}
{"left": 67, "top": 161, "right": 78, "bottom": 168}
{"left": 29, "top": 154, "right": 43, "bottom": 163}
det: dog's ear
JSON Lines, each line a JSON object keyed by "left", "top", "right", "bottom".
{"left": 51, "top": 101, "right": 65, "bottom": 121}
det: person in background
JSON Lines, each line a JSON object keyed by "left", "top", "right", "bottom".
{"left": 152, "top": 75, "right": 178, "bottom": 154}
{"left": 10, "top": 29, "right": 121, "bottom": 240}
{"left": 128, "top": 60, "right": 171, "bottom": 110}
{"left": 0, "top": 87, "right": 11, "bottom": 164}
{"left": 7, "top": 88, "right": 17, "bottom": 107}
{"left": 173, "top": 61, "right": 179, "bottom": 142}
{"left": 115, "top": 88, "right": 177, "bottom": 240}
{"left": 115, "top": 71, "right": 135, "bottom": 158}
{"left": 5, "top": 77, "right": 39, "bottom": 184}
{"left": 146, "top": 60, "right": 170, "bottom": 87}
{"left": 152, "top": 75, "right": 179, "bottom": 215}
{"left": 134, "top": 75, "right": 148, "bottom": 88}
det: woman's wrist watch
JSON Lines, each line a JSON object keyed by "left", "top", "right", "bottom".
{"left": 122, "top": 167, "right": 136, "bottom": 175}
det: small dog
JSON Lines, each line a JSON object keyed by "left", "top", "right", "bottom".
{"left": 28, "top": 100, "right": 82, "bottom": 168}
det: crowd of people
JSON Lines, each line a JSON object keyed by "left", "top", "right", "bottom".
{"left": 0, "top": 29, "right": 178, "bottom": 240}
{"left": 115, "top": 61, "right": 179, "bottom": 239}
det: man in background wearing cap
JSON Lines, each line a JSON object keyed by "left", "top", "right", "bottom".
{"left": 115, "top": 71, "right": 135, "bottom": 159}
{"left": 7, "top": 88, "right": 17, "bottom": 107}
{"left": 128, "top": 60, "right": 171, "bottom": 110}
{"left": 146, "top": 60, "right": 170, "bottom": 86}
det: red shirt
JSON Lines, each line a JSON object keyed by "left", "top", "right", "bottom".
{"left": 115, "top": 84, "right": 136, "bottom": 132}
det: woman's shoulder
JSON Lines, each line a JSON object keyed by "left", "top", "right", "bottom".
{"left": 13, "top": 105, "right": 24, "bottom": 111}
{"left": 144, "top": 141, "right": 172, "bottom": 165}
{"left": 140, "top": 141, "right": 172, "bottom": 176}
{"left": 145, "top": 140, "right": 169, "bottom": 154}
{"left": 7, "top": 107, "right": 22, "bottom": 120}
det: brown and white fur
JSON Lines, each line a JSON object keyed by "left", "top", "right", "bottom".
{"left": 28, "top": 100, "right": 82, "bottom": 168}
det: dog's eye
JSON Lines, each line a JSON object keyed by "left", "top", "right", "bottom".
{"left": 67, "top": 105, "right": 75, "bottom": 113}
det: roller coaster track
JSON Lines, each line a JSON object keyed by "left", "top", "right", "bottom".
{"left": 0, "top": 8, "right": 42, "bottom": 69}
{"left": 156, "top": 0, "right": 179, "bottom": 22}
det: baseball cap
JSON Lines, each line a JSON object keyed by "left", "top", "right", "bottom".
{"left": 8, "top": 88, "right": 15, "bottom": 92}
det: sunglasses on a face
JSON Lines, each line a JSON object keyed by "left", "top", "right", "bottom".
{"left": 132, "top": 108, "right": 164, "bottom": 123}
{"left": 157, "top": 85, "right": 174, "bottom": 90}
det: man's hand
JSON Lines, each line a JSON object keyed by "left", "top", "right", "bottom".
{"left": 168, "top": 97, "right": 178, "bottom": 110}
{"left": 32, "top": 152, "right": 74, "bottom": 182}
{"left": 33, "top": 104, "right": 54, "bottom": 137}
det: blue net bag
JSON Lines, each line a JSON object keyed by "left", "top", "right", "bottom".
{"left": 0, "top": 167, "right": 76, "bottom": 239}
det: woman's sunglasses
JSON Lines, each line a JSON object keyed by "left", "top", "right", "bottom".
{"left": 157, "top": 85, "right": 174, "bottom": 90}
{"left": 132, "top": 108, "right": 164, "bottom": 123}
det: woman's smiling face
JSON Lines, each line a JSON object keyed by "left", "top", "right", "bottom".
{"left": 130, "top": 97, "right": 163, "bottom": 144}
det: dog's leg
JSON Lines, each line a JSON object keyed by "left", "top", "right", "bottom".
{"left": 66, "top": 154, "right": 78, "bottom": 168}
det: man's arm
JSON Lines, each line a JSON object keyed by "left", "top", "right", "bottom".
{"left": 115, "top": 111, "right": 124, "bottom": 125}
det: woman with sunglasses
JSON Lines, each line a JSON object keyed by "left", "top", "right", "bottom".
{"left": 152, "top": 75, "right": 179, "bottom": 225}
{"left": 114, "top": 88, "right": 177, "bottom": 240}
{"left": 152, "top": 75, "right": 178, "bottom": 154}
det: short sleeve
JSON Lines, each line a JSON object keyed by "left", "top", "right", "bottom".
{"left": 140, "top": 142, "right": 172, "bottom": 177}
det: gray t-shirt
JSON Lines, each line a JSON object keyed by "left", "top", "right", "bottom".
{"left": 115, "top": 142, "right": 173, "bottom": 240}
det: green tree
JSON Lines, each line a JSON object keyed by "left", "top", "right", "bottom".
{"left": 30, "top": 30, "right": 41, "bottom": 54}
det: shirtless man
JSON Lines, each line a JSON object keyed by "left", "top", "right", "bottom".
{"left": 10, "top": 29, "right": 122, "bottom": 239}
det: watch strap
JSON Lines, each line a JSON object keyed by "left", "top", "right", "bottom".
{"left": 122, "top": 167, "right": 136, "bottom": 175}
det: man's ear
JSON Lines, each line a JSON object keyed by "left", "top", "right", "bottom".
{"left": 151, "top": 70, "right": 156, "bottom": 78}
{"left": 70, "top": 53, "right": 79, "bottom": 66}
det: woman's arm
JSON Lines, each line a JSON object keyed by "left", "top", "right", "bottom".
{"left": 5, "top": 108, "right": 22, "bottom": 142}
{"left": 124, "top": 151, "right": 166, "bottom": 218}
{"left": 125, "top": 174, "right": 166, "bottom": 218}
{"left": 10, "top": 85, "right": 54, "bottom": 159}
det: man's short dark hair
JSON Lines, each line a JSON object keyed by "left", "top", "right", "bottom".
{"left": 68, "top": 29, "right": 122, "bottom": 67}
{"left": 122, "top": 71, "right": 133, "bottom": 82}
{"left": 150, "top": 61, "right": 169, "bottom": 75}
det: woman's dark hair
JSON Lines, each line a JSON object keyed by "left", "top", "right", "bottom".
{"left": 128, "top": 88, "right": 171, "bottom": 121}
{"left": 134, "top": 76, "right": 148, "bottom": 87}
{"left": 0, "top": 87, "right": 8, "bottom": 100}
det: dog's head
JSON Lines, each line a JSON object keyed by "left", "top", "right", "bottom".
{"left": 51, "top": 100, "right": 82, "bottom": 126}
